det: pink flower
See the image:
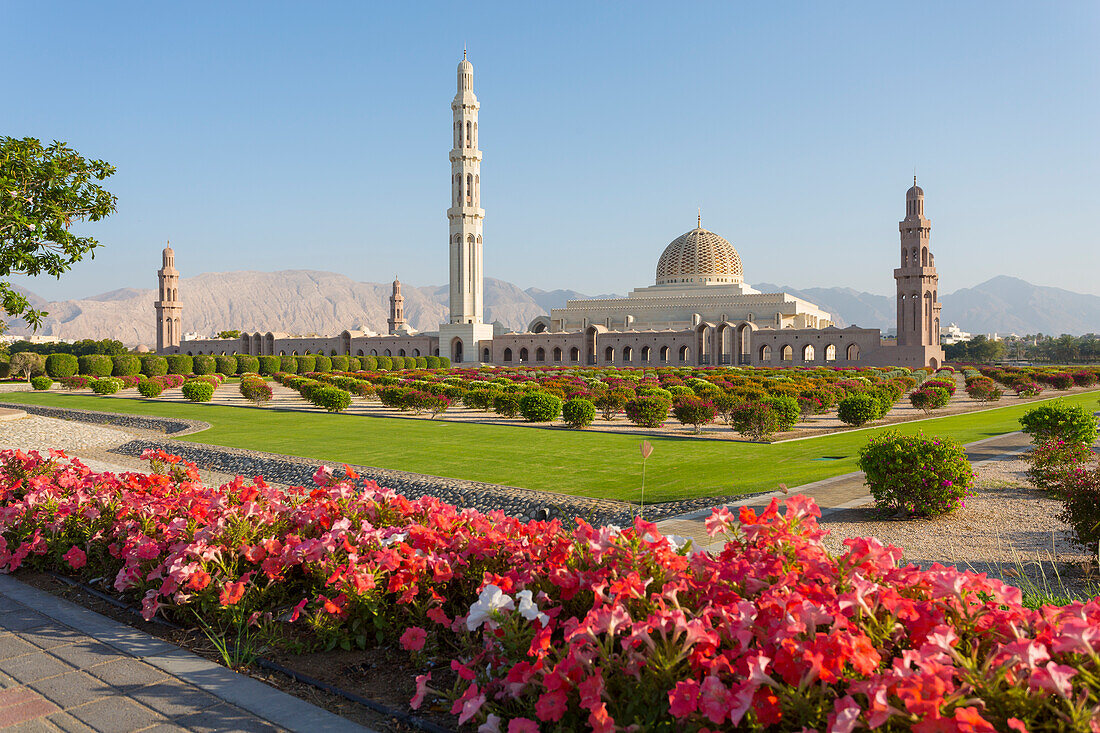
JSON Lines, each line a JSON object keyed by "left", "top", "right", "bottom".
{"left": 668, "top": 679, "right": 699, "bottom": 717}
{"left": 507, "top": 720, "right": 539, "bottom": 733}
{"left": 62, "top": 546, "right": 86, "bottom": 569}
{"left": 535, "top": 689, "right": 568, "bottom": 722}
{"left": 399, "top": 626, "right": 427, "bottom": 652}
{"left": 1028, "top": 661, "right": 1078, "bottom": 698}
{"left": 410, "top": 673, "right": 430, "bottom": 709}
{"left": 698, "top": 676, "right": 731, "bottom": 724}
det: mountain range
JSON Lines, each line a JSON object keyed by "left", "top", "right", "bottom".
{"left": 4, "top": 272, "right": 1097, "bottom": 345}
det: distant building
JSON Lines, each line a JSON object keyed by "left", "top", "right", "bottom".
{"left": 940, "top": 323, "right": 972, "bottom": 345}
{"left": 0, "top": 334, "right": 71, "bottom": 346}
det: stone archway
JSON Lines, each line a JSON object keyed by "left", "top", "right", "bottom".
{"left": 451, "top": 338, "right": 464, "bottom": 364}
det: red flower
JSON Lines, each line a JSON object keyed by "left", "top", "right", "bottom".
{"left": 218, "top": 579, "right": 247, "bottom": 606}
{"left": 62, "top": 546, "right": 86, "bottom": 569}
{"left": 399, "top": 626, "right": 427, "bottom": 652}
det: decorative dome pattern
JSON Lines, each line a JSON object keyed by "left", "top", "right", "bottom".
{"left": 655, "top": 227, "right": 743, "bottom": 286}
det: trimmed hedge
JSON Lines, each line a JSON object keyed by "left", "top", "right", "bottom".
{"left": 377, "top": 356, "right": 393, "bottom": 371}
{"left": 347, "top": 357, "right": 361, "bottom": 371}
{"left": 181, "top": 380, "right": 215, "bottom": 402}
{"left": 561, "top": 398, "right": 596, "bottom": 429}
{"left": 362, "top": 356, "right": 379, "bottom": 371}
{"left": 519, "top": 392, "right": 562, "bottom": 422}
{"left": 137, "top": 379, "right": 164, "bottom": 398}
{"left": 45, "top": 354, "right": 78, "bottom": 378}
{"left": 314, "top": 355, "right": 332, "bottom": 373}
{"left": 297, "top": 355, "right": 316, "bottom": 373}
{"left": 90, "top": 377, "right": 122, "bottom": 395}
{"left": 111, "top": 355, "right": 141, "bottom": 377}
{"left": 215, "top": 356, "right": 238, "bottom": 376}
{"left": 141, "top": 355, "right": 169, "bottom": 378}
{"left": 165, "top": 354, "right": 193, "bottom": 375}
{"left": 279, "top": 356, "right": 298, "bottom": 374}
{"left": 193, "top": 355, "right": 216, "bottom": 375}
{"left": 331, "top": 355, "right": 349, "bottom": 372}
{"left": 78, "top": 355, "right": 113, "bottom": 378}
{"left": 425, "top": 356, "right": 440, "bottom": 369}
{"left": 30, "top": 376, "right": 52, "bottom": 391}
{"left": 258, "top": 356, "right": 280, "bottom": 376}
{"left": 311, "top": 385, "right": 351, "bottom": 413}
{"left": 236, "top": 355, "right": 259, "bottom": 374}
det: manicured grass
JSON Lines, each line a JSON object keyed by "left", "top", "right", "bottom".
{"left": 3, "top": 390, "right": 1098, "bottom": 503}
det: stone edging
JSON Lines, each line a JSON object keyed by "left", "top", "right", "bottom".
{"left": 0, "top": 402, "right": 741, "bottom": 526}
{"left": 0, "top": 574, "right": 371, "bottom": 732}
{"left": 0, "top": 402, "right": 210, "bottom": 437}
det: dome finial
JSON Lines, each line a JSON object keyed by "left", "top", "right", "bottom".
{"left": 463, "top": 44, "right": 467, "bottom": 60}
{"left": 697, "top": 207, "right": 701, "bottom": 229}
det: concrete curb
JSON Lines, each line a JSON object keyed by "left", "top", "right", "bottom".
{"left": 0, "top": 575, "right": 374, "bottom": 733}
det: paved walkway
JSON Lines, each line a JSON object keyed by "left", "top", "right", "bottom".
{"left": 656, "top": 431, "right": 1036, "bottom": 553}
{"left": 0, "top": 576, "right": 370, "bottom": 732}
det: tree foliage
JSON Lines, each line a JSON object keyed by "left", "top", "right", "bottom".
{"left": 0, "top": 137, "right": 117, "bottom": 327}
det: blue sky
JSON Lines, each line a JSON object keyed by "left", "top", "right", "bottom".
{"left": 5, "top": 1, "right": 1099, "bottom": 301}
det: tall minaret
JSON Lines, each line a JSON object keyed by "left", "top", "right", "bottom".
{"left": 894, "top": 180, "right": 943, "bottom": 359}
{"left": 388, "top": 277, "right": 405, "bottom": 335}
{"left": 447, "top": 50, "right": 484, "bottom": 325}
{"left": 155, "top": 242, "right": 182, "bottom": 353}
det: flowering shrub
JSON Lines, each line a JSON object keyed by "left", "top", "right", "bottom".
{"left": 671, "top": 396, "right": 716, "bottom": 432}
{"left": 837, "top": 394, "right": 879, "bottom": 426}
{"left": 0, "top": 450, "right": 1098, "bottom": 731}
{"left": 1072, "top": 371, "right": 1098, "bottom": 388}
{"left": 1013, "top": 381, "right": 1043, "bottom": 397}
{"left": 623, "top": 395, "right": 671, "bottom": 428}
{"left": 1019, "top": 403, "right": 1098, "bottom": 446}
{"left": 561, "top": 398, "right": 595, "bottom": 429}
{"left": 1055, "top": 457, "right": 1100, "bottom": 548}
{"left": 767, "top": 394, "right": 800, "bottom": 431}
{"left": 858, "top": 431, "right": 975, "bottom": 516}
{"left": 964, "top": 377, "right": 1003, "bottom": 402}
{"left": 181, "top": 380, "right": 215, "bottom": 402}
{"left": 137, "top": 378, "right": 164, "bottom": 398}
{"left": 59, "top": 375, "right": 95, "bottom": 391}
{"left": 519, "top": 392, "right": 561, "bottom": 422}
{"left": 1026, "top": 439, "right": 1094, "bottom": 492}
{"left": 922, "top": 378, "right": 956, "bottom": 396}
{"left": 730, "top": 401, "right": 779, "bottom": 441}
{"left": 909, "top": 386, "right": 950, "bottom": 414}
{"left": 1049, "top": 373, "right": 1075, "bottom": 390}
{"left": 593, "top": 389, "right": 630, "bottom": 421}
{"left": 239, "top": 376, "right": 273, "bottom": 406}
{"left": 30, "top": 376, "right": 52, "bottom": 390}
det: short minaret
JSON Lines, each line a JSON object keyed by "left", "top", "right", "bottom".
{"left": 893, "top": 180, "right": 945, "bottom": 366}
{"left": 437, "top": 51, "right": 494, "bottom": 363}
{"left": 388, "top": 278, "right": 406, "bottom": 335}
{"left": 154, "top": 242, "right": 182, "bottom": 353}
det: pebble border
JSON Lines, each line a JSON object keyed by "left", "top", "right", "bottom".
{"left": 0, "top": 403, "right": 741, "bottom": 526}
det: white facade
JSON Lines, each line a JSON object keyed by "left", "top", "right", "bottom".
{"left": 940, "top": 323, "right": 972, "bottom": 344}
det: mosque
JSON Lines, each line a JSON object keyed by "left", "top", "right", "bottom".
{"left": 157, "top": 54, "right": 944, "bottom": 370}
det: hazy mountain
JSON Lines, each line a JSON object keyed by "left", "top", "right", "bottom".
{"left": 4, "top": 272, "right": 1096, "bottom": 345}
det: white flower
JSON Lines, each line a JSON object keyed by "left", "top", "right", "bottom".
{"left": 380, "top": 531, "right": 408, "bottom": 546}
{"left": 478, "top": 714, "right": 502, "bottom": 733}
{"left": 515, "top": 589, "right": 549, "bottom": 626}
{"left": 466, "top": 584, "right": 514, "bottom": 631}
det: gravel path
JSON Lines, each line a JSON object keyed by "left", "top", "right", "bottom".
{"left": 820, "top": 455, "right": 1099, "bottom": 594}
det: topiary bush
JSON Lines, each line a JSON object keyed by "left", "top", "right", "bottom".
{"left": 296, "top": 355, "right": 316, "bottom": 373}
{"left": 239, "top": 377, "right": 273, "bottom": 406}
{"left": 30, "top": 376, "right": 52, "bottom": 391}
{"left": 415, "top": 357, "right": 428, "bottom": 369}
{"left": 90, "top": 377, "right": 123, "bottom": 395}
{"left": 181, "top": 380, "right": 215, "bottom": 402}
{"left": 256, "top": 356, "right": 279, "bottom": 375}
{"left": 140, "top": 355, "right": 168, "bottom": 378}
{"left": 425, "top": 356, "right": 440, "bottom": 369}
{"left": 767, "top": 394, "right": 800, "bottom": 431}
{"left": 1019, "top": 403, "right": 1098, "bottom": 446}
{"left": 166, "top": 354, "right": 193, "bottom": 375}
{"left": 438, "top": 357, "right": 450, "bottom": 369}
{"left": 376, "top": 356, "right": 393, "bottom": 371}
{"left": 78, "top": 355, "right": 113, "bottom": 377}
{"left": 623, "top": 395, "right": 671, "bottom": 428}
{"left": 347, "top": 357, "right": 361, "bottom": 371}
{"left": 215, "top": 356, "right": 238, "bottom": 376}
{"left": 311, "top": 385, "right": 352, "bottom": 413}
{"left": 908, "top": 386, "right": 950, "bottom": 414}
{"left": 314, "top": 355, "right": 332, "bottom": 373}
{"left": 359, "top": 356, "right": 377, "bottom": 371}
{"left": 236, "top": 355, "right": 259, "bottom": 374}
{"left": 111, "top": 355, "right": 141, "bottom": 377}
{"left": 137, "top": 378, "right": 164, "bottom": 398}
{"left": 519, "top": 392, "right": 562, "bottom": 422}
{"left": 192, "top": 355, "right": 216, "bottom": 375}
{"left": 279, "top": 356, "right": 298, "bottom": 374}
{"left": 331, "top": 355, "right": 349, "bottom": 372}
{"left": 858, "top": 431, "right": 975, "bottom": 516}
{"left": 730, "top": 401, "right": 779, "bottom": 441}
{"left": 45, "top": 353, "right": 78, "bottom": 378}
{"left": 561, "top": 398, "right": 595, "bottom": 429}
{"left": 672, "top": 396, "right": 717, "bottom": 432}
{"left": 492, "top": 392, "right": 523, "bottom": 418}
{"left": 837, "top": 394, "right": 880, "bottom": 426}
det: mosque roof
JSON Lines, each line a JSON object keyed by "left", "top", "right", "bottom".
{"left": 655, "top": 226, "right": 743, "bottom": 285}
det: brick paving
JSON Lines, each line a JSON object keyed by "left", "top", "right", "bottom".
{"left": 0, "top": 576, "right": 370, "bottom": 732}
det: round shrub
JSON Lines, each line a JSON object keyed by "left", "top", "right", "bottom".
{"left": 181, "top": 380, "right": 215, "bottom": 402}
{"left": 561, "top": 398, "right": 595, "bottom": 429}
{"left": 767, "top": 395, "right": 800, "bottom": 431}
{"left": 438, "top": 357, "right": 451, "bottom": 369}
{"left": 360, "top": 356, "right": 378, "bottom": 371}
{"left": 624, "top": 395, "right": 671, "bottom": 428}
{"left": 909, "top": 386, "right": 950, "bottom": 414}
{"left": 314, "top": 355, "right": 332, "bottom": 372}
{"left": 965, "top": 378, "right": 1003, "bottom": 402}
{"left": 256, "top": 356, "right": 279, "bottom": 375}
{"left": 137, "top": 378, "right": 164, "bottom": 398}
{"left": 672, "top": 396, "right": 717, "bottom": 432}
{"left": 139, "top": 355, "right": 167, "bottom": 378}
{"left": 236, "top": 355, "right": 259, "bottom": 374}
{"left": 836, "top": 394, "right": 879, "bottom": 427}
{"left": 192, "top": 355, "right": 216, "bottom": 375}
{"left": 111, "top": 355, "right": 141, "bottom": 377}
{"left": 492, "top": 393, "right": 523, "bottom": 418}
{"left": 278, "top": 356, "right": 298, "bottom": 374}
{"left": 331, "top": 355, "right": 349, "bottom": 372}
{"left": 519, "top": 392, "right": 562, "bottom": 422}
{"left": 377, "top": 356, "right": 393, "bottom": 371}
{"left": 214, "top": 356, "right": 238, "bottom": 376}
{"left": 1014, "top": 381, "right": 1043, "bottom": 398}
{"left": 312, "top": 385, "right": 351, "bottom": 413}
{"left": 1019, "top": 403, "right": 1098, "bottom": 446}
{"left": 30, "top": 376, "right": 52, "bottom": 391}
{"left": 296, "top": 355, "right": 316, "bottom": 373}
{"left": 730, "top": 401, "right": 779, "bottom": 441}
{"left": 347, "top": 357, "right": 362, "bottom": 371}
{"left": 165, "top": 354, "right": 193, "bottom": 375}
{"left": 45, "top": 354, "right": 78, "bottom": 378}
{"left": 78, "top": 355, "right": 112, "bottom": 377}
{"left": 1049, "top": 372, "right": 1075, "bottom": 390}
{"left": 415, "top": 357, "right": 428, "bottom": 369}
{"left": 858, "top": 431, "right": 975, "bottom": 516}
{"left": 90, "top": 377, "right": 122, "bottom": 395}
{"left": 425, "top": 355, "right": 440, "bottom": 369}
{"left": 239, "top": 377, "right": 273, "bottom": 405}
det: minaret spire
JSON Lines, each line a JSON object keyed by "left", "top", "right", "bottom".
{"left": 697, "top": 208, "right": 701, "bottom": 228}
{"left": 447, "top": 51, "right": 483, "bottom": 325}
{"left": 155, "top": 240, "right": 182, "bottom": 354}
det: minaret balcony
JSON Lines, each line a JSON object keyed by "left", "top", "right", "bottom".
{"left": 449, "top": 150, "right": 483, "bottom": 162}
{"left": 893, "top": 267, "right": 938, "bottom": 278}
{"left": 447, "top": 206, "right": 485, "bottom": 219}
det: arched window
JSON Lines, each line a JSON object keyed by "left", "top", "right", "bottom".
{"left": 660, "top": 345, "right": 670, "bottom": 363}
{"left": 384, "top": 349, "right": 391, "bottom": 357}
{"left": 474, "top": 175, "right": 479, "bottom": 206}
{"left": 780, "top": 345, "right": 793, "bottom": 361}
{"left": 535, "top": 347, "right": 545, "bottom": 362}
{"left": 902, "top": 249, "right": 908, "bottom": 266}
{"left": 370, "top": 349, "right": 377, "bottom": 356}
{"left": 760, "top": 344, "right": 771, "bottom": 361}
{"left": 802, "top": 344, "right": 815, "bottom": 362}
{"left": 467, "top": 235, "right": 475, "bottom": 288}
{"left": 641, "top": 345, "right": 651, "bottom": 363}
{"left": 357, "top": 349, "right": 364, "bottom": 356}
{"left": 413, "top": 349, "right": 420, "bottom": 357}
{"left": 678, "top": 345, "right": 690, "bottom": 363}
{"left": 847, "top": 344, "right": 860, "bottom": 361}
{"left": 922, "top": 248, "right": 928, "bottom": 266}
{"left": 623, "top": 345, "right": 633, "bottom": 362}
{"left": 553, "top": 347, "right": 562, "bottom": 362}
{"left": 604, "top": 346, "right": 614, "bottom": 363}
{"left": 473, "top": 121, "right": 477, "bottom": 146}
{"left": 504, "top": 348, "right": 513, "bottom": 362}
{"left": 399, "top": 349, "right": 406, "bottom": 357}
{"left": 520, "top": 347, "right": 529, "bottom": 362}
{"left": 465, "top": 121, "right": 471, "bottom": 148}
{"left": 466, "top": 174, "right": 473, "bottom": 204}
{"left": 569, "top": 347, "right": 579, "bottom": 362}
{"left": 825, "top": 344, "right": 837, "bottom": 361}
{"left": 455, "top": 121, "right": 461, "bottom": 147}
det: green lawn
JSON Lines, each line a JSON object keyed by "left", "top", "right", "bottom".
{"left": 3, "top": 390, "right": 1097, "bottom": 503}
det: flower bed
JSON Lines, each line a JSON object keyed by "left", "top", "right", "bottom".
{"left": 1, "top": 450, "right": 1098, "bottom": 730}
